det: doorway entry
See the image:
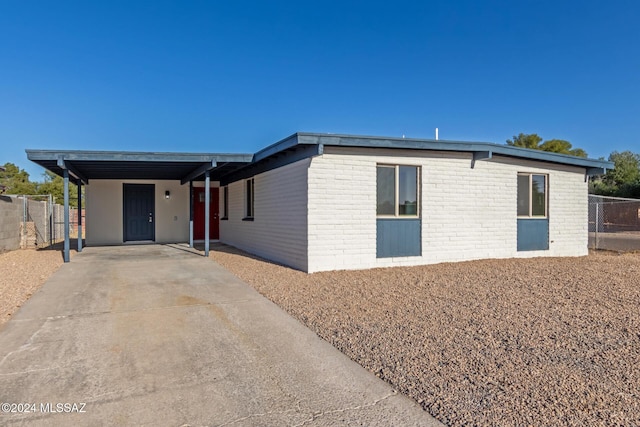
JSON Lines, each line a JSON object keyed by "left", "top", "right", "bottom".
{"left": 123, "top": 184, "right": 155, "bottom": 242}
{"left": 193, "top": 187, "right": 219, "bottom": 240}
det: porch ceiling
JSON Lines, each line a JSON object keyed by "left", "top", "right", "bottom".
{"left": 25, "top": 150, "right": 254, "bottom": 184}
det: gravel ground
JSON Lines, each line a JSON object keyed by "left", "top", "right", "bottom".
{"left": 2, "top": 245, "right": 637, "bottom": 425}
{"left": 0, "top": 248, "right": 71, "bottom": 328}
{"left": 210, "top": 246, "right": 640, "bottom": 427}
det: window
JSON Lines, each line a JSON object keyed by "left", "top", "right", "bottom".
{"left": 245, "top": 178, "right": 254, "bottom": 218}
{"left": 517, "top": 173, "right": 547, "bottom": 217}
{"left": 376, "top": 165, "right": 419, "bottom": 217}
{"left": 222, "top": 186, "right": 228, "bottom": 220}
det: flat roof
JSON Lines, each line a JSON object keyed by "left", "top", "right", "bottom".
{"left": 26, "top": 132, "right": 614, "bottom": 184}
{"left": 258, "top": 132, "right": 614, "bottom": 172}
{"left": 26, "top": 150, "right": 254, "bottom": 184}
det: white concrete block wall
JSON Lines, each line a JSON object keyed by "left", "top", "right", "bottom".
{"left": 85, "top": 179, "right": 190, "bottom": 245}
{"left": 420, "top": 151, "right": 517, "bottom": 264}
{"left": 307, "top": 153, "right": 377, "bottom": 272}
{"left": 520, "top": 160, "right": 588, "bottom": 258}
{"left": 220, "top": 159, "right": 309, "bottom": 271}
{"left": 307, "top": 146, "right": 588, "bottom": 272}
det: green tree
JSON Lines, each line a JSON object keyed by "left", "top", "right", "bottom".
{"left": 604, "top": 151, "right": 640, "bottom": 187}
{"left": 590, "top": 150, "right": 640, "bottom": 197}
{"left": 38, "top": 170, "right": 79, "bottom": 208}
{"left": 506, "top": 133, "right": 588, "bottom": 157}
{"left": 539, "top": 139, "right": 588, "bottom": 157}
{"left": 0, "top": 162, "right": 38, "bottom": 195}
{"left": 506, "top": 133, "right": 543, "bottom": 149}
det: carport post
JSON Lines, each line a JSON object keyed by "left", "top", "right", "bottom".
{"left": 63, "top": 169, "right": 70, "bottom": 263}
{"left": 48, "top": 194, "right": 53, "bottom": 247}
{"left": 77, "top": 181, "right": 82, "bottom": 252}
{"left": 204, "top": 170, "right": 210, "bottom": 257}
{"left": 189, "top": 180, "right": 194, "bottom": 248}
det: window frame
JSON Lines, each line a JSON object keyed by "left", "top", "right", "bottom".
{"left": 221, "top": 186, "right": 229, "bottom": 220}
{"left": 517, "top": 173, "right": 548, "bottom": 218}
{"left": 376, "top": 164, "right": 420, "bottom": 219}
{"left": 244, "top": 178, "right": 254, "bottom": 219}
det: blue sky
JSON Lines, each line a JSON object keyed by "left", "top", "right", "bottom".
{"left": 1, "top": 0, "right": 638, "bottom": 180}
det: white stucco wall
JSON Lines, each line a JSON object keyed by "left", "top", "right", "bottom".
{"left": 85, "top": 179, "right": 190, "bottom": 245}
{"left": 306, "top": 146, "right": 588, "bottom": 273}
{"left": 219, "top": 159, "right": 309, "bottom": 271}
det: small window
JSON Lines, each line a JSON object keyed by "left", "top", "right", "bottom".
{"left": 376, "top": 165, "right": 419, "bottom": 217}
{"left": 517, "top": 173, "right": 547, "bottom": 217}
{"left": 222, "top": 186, "right": 228, "bottom": 219}
{"left": 245, "top": 178, "right": 254, "bottom": 218}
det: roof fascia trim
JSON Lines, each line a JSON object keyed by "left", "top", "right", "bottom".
{"left": 292, "top": 133, "right": 614, "bottom": 170}
{"left": 27, "top": 149, "right": 252, "bottom": 164}
{"left": 252, "top": 134, "right": 302, "bottom": 163}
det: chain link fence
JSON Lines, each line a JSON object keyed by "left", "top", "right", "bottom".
{"left": 0, "top": 195, "right": 84, "bottom": 251}
{"left": 588, "top": 194, "right": 640, "bottom": 252}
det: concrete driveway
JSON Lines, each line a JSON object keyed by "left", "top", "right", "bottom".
{"left": 0, "top": 245, "right": 441, "bottom": 426}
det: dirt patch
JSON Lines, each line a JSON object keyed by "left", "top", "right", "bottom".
{"left": 210, "top": 246, "right": 640, "bottom": 427}
{"left": 0, "top": 248, "right": 72, "bottom": 327}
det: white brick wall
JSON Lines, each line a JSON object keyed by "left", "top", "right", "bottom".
{"left": 220, "top": 159, "right": 309, "bottom": 271}
{"left": 307, "top": 152, "right": 377, "bottom": 272}
{"left": 307, "top": 146, "right": 588, "bottom": 273}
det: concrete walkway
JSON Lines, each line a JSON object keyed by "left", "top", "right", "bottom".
{"left": 0, "top": 245, "right": 442, "bottom": 426}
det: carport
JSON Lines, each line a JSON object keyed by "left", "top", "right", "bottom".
{"left": 26, "top": 150, "right": 253, "bottom": 262}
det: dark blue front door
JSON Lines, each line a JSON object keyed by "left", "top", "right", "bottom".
{"left": 123, "top": 184, "right": 155, "bottom": 242}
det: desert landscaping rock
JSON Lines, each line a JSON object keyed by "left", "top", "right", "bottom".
{"left": 0, "top": 249, "right": 73, "bottom": 328}
{"left": 210, "top": 246, "right": 640, "bottom": 427}
{"left": 3, "top": 245, "right": 638, "bottom": 426}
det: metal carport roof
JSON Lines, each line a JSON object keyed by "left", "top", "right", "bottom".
{"left": 25, "top": 150, "right": 254, "bottom": 185}
{"left": 25, "top": 149, "right": 254, "bottom": 263}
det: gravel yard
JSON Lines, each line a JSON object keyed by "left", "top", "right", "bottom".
{"left": 2, "top": 245, "right": 638, "bottom": 426}
{"left": 210, "top": 246, "right": 640, "bottom": 427}
{"left": 0, "top": 248, "right": 71, "bottom": 328}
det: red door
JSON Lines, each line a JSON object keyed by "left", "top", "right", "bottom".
{"left": 193, "top": 188, "right": 219, "bottom": 240}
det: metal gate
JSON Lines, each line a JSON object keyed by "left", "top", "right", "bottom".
{"left": 589, "top": 194, "right": 640, "bottom": 251}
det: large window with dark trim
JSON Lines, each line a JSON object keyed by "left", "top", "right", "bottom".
{"left": 245, "top": 178, "right": 254, "bottom": 218}
{"left": 517, "top": 173, "right": 547, "bottom": 217}
{"left": 376, "top": 165, "right": 419, "bottom": 217}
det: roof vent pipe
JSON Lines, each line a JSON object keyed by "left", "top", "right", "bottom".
{"left": 435, "top": 128, "right": 439, "bottom": 140}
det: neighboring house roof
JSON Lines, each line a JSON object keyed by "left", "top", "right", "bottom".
{"left": 26, "top": 132, "right": 614, "bottom": 185}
